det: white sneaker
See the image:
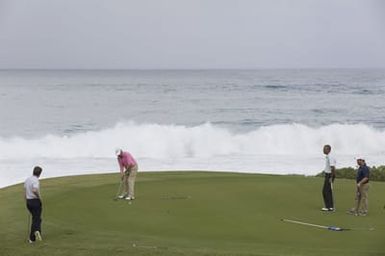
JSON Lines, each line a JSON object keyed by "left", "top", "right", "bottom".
{"left": 34, "top": 231, "right": 42, "bottom": 241}
{"left": 321, "top": 207, "right": 329, "bottom": 211}
{"left": 125, "top": 196, "right": 135, "bottom": 200}
{"left": 118, "top": 195, "right": 126, "bottom": 199}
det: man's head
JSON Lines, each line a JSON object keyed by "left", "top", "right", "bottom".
{"left": 356, "top": 156, "right": 366, "bottom": 166}
{"left": 33, "top": 166, "right": 42, "bottom": 177}
{"left": 115, "top": 148, "right": 123, "bottom": 157}
{"left": 323, "top": 145, "right": 331, "bottom": 155}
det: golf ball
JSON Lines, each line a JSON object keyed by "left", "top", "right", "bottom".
{"left": 133, "top": 243, "right": 136, "bottom": 247}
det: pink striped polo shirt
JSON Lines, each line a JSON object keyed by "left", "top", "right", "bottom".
{"left": 117, "top": 151, "right": 137, "bottom": 172}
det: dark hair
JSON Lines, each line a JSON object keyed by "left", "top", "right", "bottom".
{"left": 33, "top": 166, "right": 43, "bottom": 176}
{"left": 324, "top": 145, "right": 331, "bottom": 150}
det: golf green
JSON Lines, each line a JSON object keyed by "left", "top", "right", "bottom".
{"left": 1, "top": 172, "right": 384, "bottom": 256}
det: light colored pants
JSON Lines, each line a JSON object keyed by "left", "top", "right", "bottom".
{"left": 123, "top": 164, "right": 138, "bottom": 197}
{"left": 353, "top": 183, "right": 369, "bottom": 214}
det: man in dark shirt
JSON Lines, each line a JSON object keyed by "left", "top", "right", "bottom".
{"left": 348, "top": 156, "right": 370, "bottom": 216}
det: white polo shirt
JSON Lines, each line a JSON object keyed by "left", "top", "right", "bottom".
{"left": 324, "top": 154, "right": 336, "bottom": 173}
{"left": 24, "top": 175, "right": 40, "bottom": 199}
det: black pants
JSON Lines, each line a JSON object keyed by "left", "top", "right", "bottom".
{"left": 322, "top": 173, "right": 334, "bottom": 209}
{"left": 26, "top": 199, "right": 42, "bottom": 241}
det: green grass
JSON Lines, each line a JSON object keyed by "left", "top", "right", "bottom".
{"left": 1, "top": 171, "right": 384, "bottom": 256}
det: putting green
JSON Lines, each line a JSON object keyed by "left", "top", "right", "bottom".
{"left": 1, "top": 172, "right": 384, "bottom": 256}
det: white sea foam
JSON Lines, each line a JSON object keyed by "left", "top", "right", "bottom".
{"left": 1, "top": 122, "right": 384, "bottom": 188}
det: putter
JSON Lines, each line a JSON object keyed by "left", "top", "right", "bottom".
{"left": 351, "top": 187, "right": 361, "bottom": 213}
{"left": 132, "top": 243, "right": 157, "bottom": 249}
{"left": 113, "top": 180, "right": 123, "bottom": 201}
{"left": 161, "top": 195, "right": 191, "bottom": 200}
{"left": 331, "top": 181, "right": 336, "bottom": 210}
{"left": 26, "top": 213, "right": 31, "bottom": 242}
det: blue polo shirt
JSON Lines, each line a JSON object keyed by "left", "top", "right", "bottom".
{"left": 356, "top": 164, "right": 370, "bottom": 183}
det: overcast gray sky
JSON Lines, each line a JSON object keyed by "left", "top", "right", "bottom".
{"left": 0, "top": 0, "right": 384, "bottom": 69}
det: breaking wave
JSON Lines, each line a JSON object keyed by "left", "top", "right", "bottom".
{"left": 1, "top": 122, "right": 385, "bottom": 160}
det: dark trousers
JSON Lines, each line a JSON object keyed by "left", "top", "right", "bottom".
{"left": 26, "top": 199, "right": 42, "bottom": 241}
{"left": 322, "top": 173, "right": 334, "bottom": 209}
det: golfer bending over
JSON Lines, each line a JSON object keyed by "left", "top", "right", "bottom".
{"left": 321, "top": 145, "right": 336, "bottom": 212}
{"left": 116, "top": 149, "right": 138, "bottom": 200}
{"left": 24, "top": 166, "right": 43, "bottom": 243}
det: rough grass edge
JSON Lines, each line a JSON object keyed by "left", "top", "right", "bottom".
{"left": 316, "top": 165, "right": 385, "bottom": 181}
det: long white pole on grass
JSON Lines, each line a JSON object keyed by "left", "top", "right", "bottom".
{"left": 281, "top": 219, "right": 343, "bottom": 231}
{"left": 281, "top": 219, "right": 375, "bottom": 231}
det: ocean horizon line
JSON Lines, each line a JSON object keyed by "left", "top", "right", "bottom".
{"left": 1, "top": 67, "right": 385, "bottom": 72}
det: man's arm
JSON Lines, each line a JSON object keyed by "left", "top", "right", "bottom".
{"left": 32, "top": 188, "right": 40, "bottom": 198}
{"left": 357, "top": 177, "right": 368, "bottom": 187}
{"left": 330, "top": 166, "right": 336, "bottom": 182}
{"left": 32, "top": 187, "right": 41, "bottom": 200}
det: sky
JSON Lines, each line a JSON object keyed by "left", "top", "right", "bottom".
{"left": 0, "top": 0, "right": 384, "bottom": 69}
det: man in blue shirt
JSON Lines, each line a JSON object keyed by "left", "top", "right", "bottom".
{"left": 348, "top": 156, "right": 370, "bottom": 216}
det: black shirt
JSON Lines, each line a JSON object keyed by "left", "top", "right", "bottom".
{"left": 356, "top": 164, "right": 370, "bottom": 183}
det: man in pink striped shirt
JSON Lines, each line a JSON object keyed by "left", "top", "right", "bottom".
{"left": 116, "top": 149, "right": 138, "bottom": 200}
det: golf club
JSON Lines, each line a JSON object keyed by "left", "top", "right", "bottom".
{"left": 26, "top": 213, "right": 31, "bottom": 242}
{"left": 331, "top": 180, "right": 336, "bottom": 210}
{"left": 161, "top": 195, "right": 191, "bottom": 200}
{"left": 350, "top": 187, "right": 361, "bottom": 214}
{"left": 132, "top": 243, "right": 157, "bottom": 249}
{"left": 113, "top": 180, "right": 123, "bottom": 201}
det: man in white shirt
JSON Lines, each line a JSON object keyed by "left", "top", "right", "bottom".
{"left": 24, "top": 166, "right": 43, "bottom": 243}
{"left": 321, "top": 145, "right": 336, "bottom": 212}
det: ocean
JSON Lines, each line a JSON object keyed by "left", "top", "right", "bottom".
{"left": 1, "top": 69, "right": 385, "bottom": 188}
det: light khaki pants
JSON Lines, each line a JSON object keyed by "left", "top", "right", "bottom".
{"left": 354, "top": 183, "right": 369, "bottom": 214}
{"left": 123, "top": 164, "right": 138, "bottom": 198}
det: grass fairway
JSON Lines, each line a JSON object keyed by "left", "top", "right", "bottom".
{"left": 1, "top": 171, "right": 384, "bottom": 256}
